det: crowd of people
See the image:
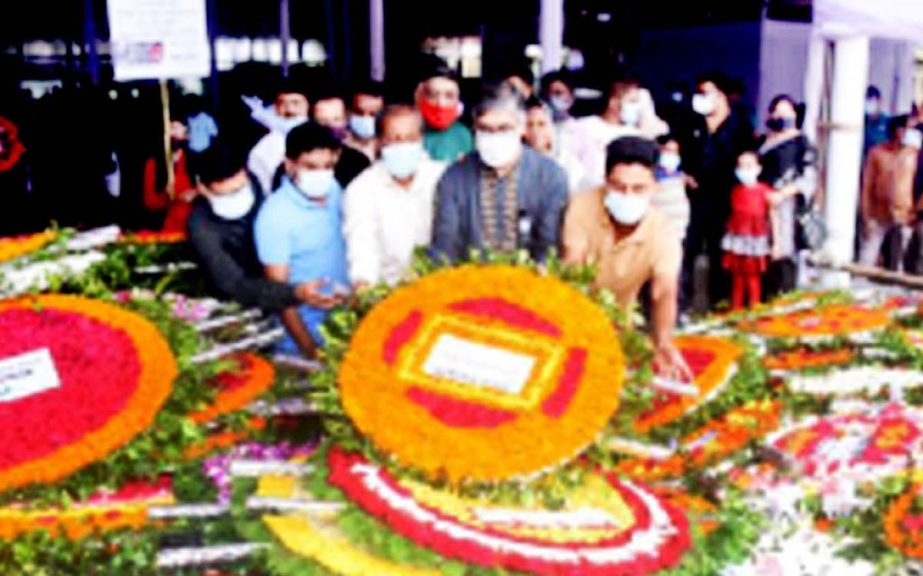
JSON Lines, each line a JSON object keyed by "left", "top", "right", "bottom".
{"left": 7, "top": 58, "right": 923, "bottom": 380}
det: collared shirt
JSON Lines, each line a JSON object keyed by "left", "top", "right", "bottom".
{"left": 562, "top": 187, "right": 682, "bottom": 307}
{"left": 345, "top": 135, "right": 378, "bottom": 162}
{"left": 343, "top": 158, "right": 446, "bottom": 285}
{"left": 254, "top": 180, "right": 349, "bottom": 346}
{"left": 248, "top": 131, "right": 287, "bottom": 195}
{"left": 423, "top": 122, "right": 473, "bottom": 162}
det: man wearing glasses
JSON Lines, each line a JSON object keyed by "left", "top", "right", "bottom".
{"left": 431, "top": 87, "right": 568, "bottom": 262}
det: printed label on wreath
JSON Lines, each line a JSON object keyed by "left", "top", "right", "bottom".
{"left": 0, "top": 348, "right": 61, "bottom": 402}
{"left": 422, "top": 334, "right": 536, "bottom": 395}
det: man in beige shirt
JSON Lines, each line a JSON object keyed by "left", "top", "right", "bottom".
{"left": 860, "top": 115, "right": 921, "bottom": 268}
{"left": 563, "top": 136, "right": 690, "bottom": 381}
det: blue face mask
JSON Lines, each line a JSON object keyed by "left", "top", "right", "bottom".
{"left": 349, "top": 115, "right": 376, "bottom": 140}
{"left": 276, "top": 115, "right": 307, "bottom": 134}
{"left": 381, "top": 142, "right": 423, "bottom": 179}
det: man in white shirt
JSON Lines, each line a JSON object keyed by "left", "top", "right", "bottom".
{"left": 247, "top": 79, "right": 309, "bottom": 194}
{"left": 569, "top": 75, "right": 668, "bottom": 186}
{"left": 344, "top": 105, "right": 446, "bottom": 288}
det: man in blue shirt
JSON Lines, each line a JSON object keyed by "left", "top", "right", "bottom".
{"left": 254, "top": 123, "right": 350, "bottom": 358}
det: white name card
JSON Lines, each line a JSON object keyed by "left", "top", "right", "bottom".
{"left": 422, "top": 334, "right": 536, "bottom": 395}
{"left": 0, "top": 349, "right": 61, "bottom": 402}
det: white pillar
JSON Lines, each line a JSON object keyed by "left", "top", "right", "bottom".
{"left": 821, "top": 35, "right": 870, "bottom": 288}
{"left": 539, "top": 0, "right": 564, "bottom": 74}
{"left": 370, "top": 0, "right": 385, "bottom": 81}
{"left": 802, "top": 33, "right": 828, "bottom": 143}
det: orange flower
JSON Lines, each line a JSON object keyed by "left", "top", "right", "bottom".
{"left": 617, "top": 401, "right": 781, "bottom": 481}
{"left": 119, "top": 231, "right": 186, "bottom": 244}
{"left": 338, "top": 265, "right": 625, "bottom": 483}
{"left": 763, "top": 348, "right": 854, "bottom": 372}
{"left": 0, "top": 230, "right": 56, "bottom": 264}
{"left": 883, "top": 483, "right": 923, "bottom": 559}
{"left": 633, "top": 336, "right": 742, "bottom": 433}
{"left": 183, "top": 417, "right": 267, "bottom": 460}
{"left": 0, "top": 295, "right": 177, "bottom": 492}
{"left": 739, "top": 305, "right": 889, "bottom": 339}
{"left": 189, "top": 353, "right": 275, "bottom": 424}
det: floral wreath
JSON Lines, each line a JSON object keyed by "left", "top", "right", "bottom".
{"left": 738, "top": 304, "right": 890, "bottom": 343}
{"left": 633, "top": 335, "right": 742, "bottom": 433}
{"left": 616, "top": 400, "right": 782, "bottom": 482}
{"left": 189, "top": 352, "right": 275, "bottom": 424}
{"left": 762, "top": 347, "right": 855, "bottom": 373}
{"left": 0, "top": 294, "right": 177, "bottom": 493}
{"left": 119, "top": 231, "right": 187, "bottom": 245}
{"left": 0, "top": 230, "right": 56, "bottom": 265}
{"left": 337, "top": 264, "right": 625, "bottom": 483}
{"left": 260, "top": 448, "right": 691, "bottom": 576}
{"left": 884, "top": 481, "right": 923, "bottom": 560}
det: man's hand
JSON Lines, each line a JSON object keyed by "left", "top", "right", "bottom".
{"left": 653, "top": 341, "right": 694, "bottom": 383}
{"left": 294, "top": 279, "right": 345, "bottom": 310}
{"left": 767, "top": 191, "right": 784, "bottom": 207}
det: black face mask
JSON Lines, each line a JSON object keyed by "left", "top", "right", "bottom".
{"left": 766, "top": 117, "right": 795, "bottom": 132}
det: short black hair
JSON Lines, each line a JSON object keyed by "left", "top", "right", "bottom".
{"left": 695, "top": 71, "right": 731, "bottom": 96}
{"left": 524, "top": 95, "right": 549, "bottom": 112}
{"left": 351, "top": 79, "right": 385, "bottom": 100}
{"left": 540, "top": 70, "right": 574, "bottom": 96}
{"left": 285, "top": 122, "right": 341, "bottom": 160}
{"left": 198, "top": 139, "right": 248, "bottom": 185}
{"left": 606, "top": 136, "right": 659, "bottom": 174}
{"left": 474, "top": 85, "right": 525, "bottom": 119}
{"left": 276, "top": 77, "right": 309, "bottom": 100}
{"left": 867, "top": 85, "right": 882, "bottom": 100}
{"left": 888, "top": 114, "right": 910, "bottom": 139}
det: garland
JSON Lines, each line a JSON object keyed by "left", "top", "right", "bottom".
{"left": 189, "top": 353, "right": 275, "bottom": 425}
{"left": 0, "top": 295, "right": 177, "bottom": 493}
{"left": 119, "top": 231, "right": 187, "bottom": 245}
{"left": 883, "top": 481, "right": 923, "bottom": 560}
{"left": 0, "top": 231, "right": 56, "bottom": 265}
{"left": 738, "top": 304, "right": 890, "bottom": 342}
{"left": 337, "top": 264, "right": 626, "bottom": 483}
{"left": 615, "top": 400, "right": 782, "bottom": 482}
{"left": 763, "top": 348, "right": 855, "bottom": 373}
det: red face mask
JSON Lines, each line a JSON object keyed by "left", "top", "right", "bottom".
{"left": 419, "top": 100, "right": 459, "bottom": 131}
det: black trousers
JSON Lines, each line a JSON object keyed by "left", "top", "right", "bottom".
{"left": 683, "top": 203, "right": 730, "bottom": 310}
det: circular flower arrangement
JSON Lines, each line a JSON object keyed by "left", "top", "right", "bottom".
{"left": 316, "top": 448, "right": 691, "bottom": 576}
{"left": 616, "top": 400, "right": 782, "bottom": 482}
{"left": 738, "top": 305, "right": 890, "bottom": 342}
{"left": 0, "top": 294, "right": 177, "bottom": 492}
{"left": 189, "top": 353, "right": 275, "bottom": 424}
{"left": 884, "top": 482, "right": 923, "bottom": 560}
{"left": 0, "top": 230, "right": 56, "bottom": 264}
{"left": 633, "top": 336, "right": 743, "bottom": 433}
{"left": 338, "top": 265, "right": 625, "bottom": 483}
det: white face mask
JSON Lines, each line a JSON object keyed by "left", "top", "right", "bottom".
{"left": 381, "top": 141, "right": 423, "bottom": 179}
{"left": 549, "top": 95, "right": 573, "bottom": 113}
{"left": 295, "top": 168, "right": 336, "bottom": 199}
{"left": 475, "top": 130, "right": 522, "bottom": 169}
{"left": 735, "top": 167, "right": 761, "bottom": 186}
{"left": 692, "top": 93, "right": 716, "bottom": 116}
{"left": 903, "top": 128, "right": 923, "bottom": 150}
{"left": 276, "top": 115, "right": 308, "bottom": 134}
{"left": 604, "top": 190, "right": 651, "bottom": 225}
{"left": 865, "top": 99, "right": 881, "bottom": 116}
{"left": 206, "top": 184, "right": 256, "bottom": 220}
{"left": 619, "top": 101, "right": 642, "bottom": 126}
{"left": 659, "top": 152, "right": 681, "bottom": 174}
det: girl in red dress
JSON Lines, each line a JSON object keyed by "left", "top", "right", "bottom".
{"left": 722, "top": 151, "right": 781, "bottom": 309}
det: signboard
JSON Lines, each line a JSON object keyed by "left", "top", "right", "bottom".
{"left": 108, "top": 0, "right": 211, "bottom": 81}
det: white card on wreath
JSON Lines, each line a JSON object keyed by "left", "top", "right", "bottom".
{"left": 0, "top": 348, "right": 62, "bottom": 402}
{"left": 422, "top": 334, "right": 536, "bottom": 395}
